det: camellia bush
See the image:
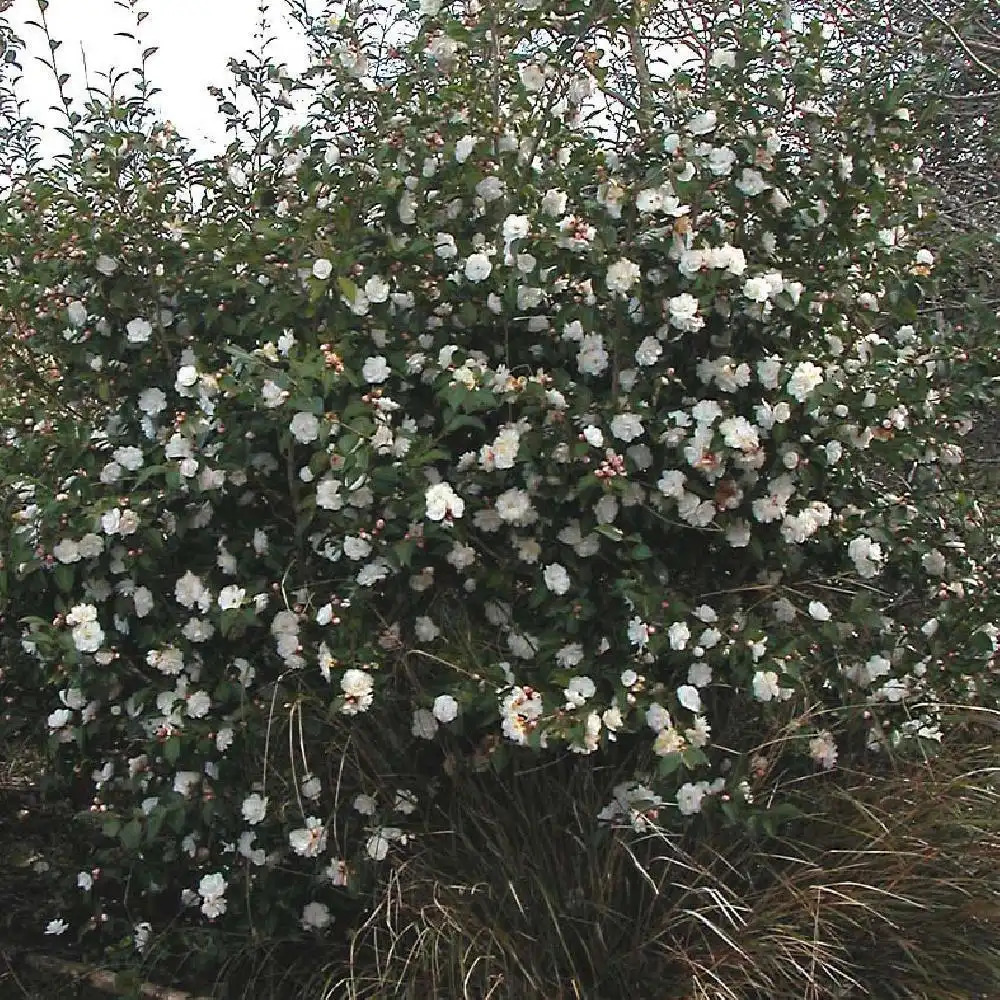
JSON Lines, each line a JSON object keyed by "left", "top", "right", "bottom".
{"left": 0, "top": 0, "right": 998, "bottom": 981}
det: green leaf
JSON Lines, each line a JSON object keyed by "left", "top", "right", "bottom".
{"left": 594, "top": 524, "right": 624, "bottom": 543}
{"left": 120, "top": 819, "right": 142, "bottom": 851}
{"left": 163, "top": 736, "right": 181, "bottom": 765}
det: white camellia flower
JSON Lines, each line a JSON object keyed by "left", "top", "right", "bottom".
{"left": 502, "top": 214, "right": 530, "bottom": 246}
{"left": 424, "top": 481, "right": 464, "bottom": 521}
{"left": 610, "top": 413, "right": 644, "bottom": 442}
{"left": 411, "top": 707, "right": 439, "bottom": 740}
{"left": 288, "top": 818, "right": 327, "bottom": 857}
{"left": 53, "top": 539, "right": 81, "bottom": 563}
{"left": 541, "top": 188, "right": 567, "bottom": 216}
{"left": 464, "top": 252, "right": 492, "bottom": 282}
{"left": 362, "top": 355, "right": 391, "bottom": 383}
{"left": 686, "top": 109, "right": 717, "bottom": 134}
{"left": 543, "top": 563, "right": 571, "bottom": 595}
{"left": 677, "top": 685, "right": 702, "bottom": 713}
{"left": 340, "top": 668, "right": 375, "bottom": 714}
{"left": 432, "top": 694, "right": 459, "bottom": 723}
{"left": 364, "top": 274, "right": 390, "bottom": 302}
{"left": 786, "top": 361, "right": 824, "bottom": 402}
{"left": 241, "top": 793, "right": 268, "bottom": 825}
{"left": 301, "top": 901, "right": 332, "bottom": 930}
{"left": 454, "top": 134, "right": 476, "bottom": 163}
{"left": 606, "top": 257, "right": 641, "bottom": 294}
{"left": 668, "top": 293, "right": 703, "bottom": 332}
{"left": 676, "top": 781, "right": 707, "bottom": 815}
{"left": 126, "top": 317, "right": 152, "bottom": 345}
{"left": 289, "top": 412, "right": 320, "bottom": 443}
{"left": 808, "top": 601, "right": 832, "bottom": 621}
{"left": 137, "top": 386, "right": 167, "bottom": 415}
{"left": 709, "top": 49, "right": 736, "bottom": 69}
{"left": 312, "top": 258, "right": 333, "bottom": 280}
{"left": 72, "top": 620, "right": 105, "bottom": 653}
{"left": 519, "top": 63, "right": 546, "bottom": 92}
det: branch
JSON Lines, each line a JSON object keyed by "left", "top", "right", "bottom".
{"left": 917, "top": 0, "right": 1000, "bottom": 79}
{"left": 7, "top": 949, "right": 211, "bottom": 1000}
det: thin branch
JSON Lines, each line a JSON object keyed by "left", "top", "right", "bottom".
{"left": 7, "top": 949, "right": 210, "bottom": 1000}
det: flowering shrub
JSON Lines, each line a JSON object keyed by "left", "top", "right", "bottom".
{"left": 1, "top": 0, "right": 997, "bottom": 966}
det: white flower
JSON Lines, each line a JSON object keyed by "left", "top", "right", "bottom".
{"left": 362, "top": 355, "right": 391, "bottom": 383}
{"left": 217, "top": 585, "right": 245, "bottom": 611}
{"left": 495, "top": 487, "right": 536, "bottom": 526}
{"left": 96, "top": 254, "right": 118, "bottom": 275}
{"left": 289, "top": 817, "right": 327, "bottom": 857}
{"left": 786, "top": 361, "right": 824, "bottom": 402}
{"left": 47, "top": 708, "right": 70, "bottom": 730}
{"left": 198, "top": 872, "right": 227, "bottom": 901}
{"left": 316, "top": 477, "right": 343, "bottom": 510}
{"left": 676, "top": 685, "right": 702, "bottom": 713}
{"left": 425, "top": 481, "right": 464, "bottom": 521}
{"left": 752, "top": 670, "right": 782, "bottom": 702}
{"left": 543, "top": 563, "right": 571, "bottom": 595}
{"left": 366, "top": 827, "right": 403, "bottom": 861}
{"left": 186, "top": 691, "right": 211, "bottom": 718}
{"left": 709, "top": 48, "right": 736, "bottom": 69}
{"left": 564, "top": 675, "right": 596, "bottom": 708}
{"left": 175, "top": 571, "right": 206, "bottom": 609}
{"left": 455, "top": 134, "right": 476, "bottom": 162}
{"left": 290, "top": 412, "right": 320, "bottom": 443}
{"left": 502, "top": 214, "right": 530, "bottom": 244}
{"left": 126, "top": 317, "right": 153, "bottom": 344}
{"left": 668, "top": 621, "right": 691, "bottom": 650}
{"left": 688, "top": 662, "right": 713, "bottom": 687}
{"left": 606, "top": 258, "right": 641, "bottom": 295}
{"left": 53, "top": 539, "right": 81, "bottom": 563}
{"left": 520, "top": 63, "right": 546, "bottom": 92}
{"left": 241, "top": 793, "right": 267, "bottom": 825}
{"left": 341, "top": 668, "right": 375, "bottom": 714}
{"left": 353, "top": 793, "right": 377, "bottom": 816}
{"left": 809, "top": 731, "right": 838, "bottom": 769}
{"left": 676, "top": 781, "right": 707, "bottom": 815}
{"left": 137, "top": 387, "right": 167, "bottom": 415}
{"left": 411, "top": 707, "right": 439, "bottom": 740}
{"left": 736, "top": 168, "right": 769, "bottom": 197}
{"left": 312, "top": 258, "right": 333, "bottom": 280}
{"left": 576, "top": 333, "right": 609, "bottom": 376}
{"left": 464, "top": 253, "right": 492, "bottom": 282}
{"left": 686, "top": 109, "right": 717, "bottom": 134}
{"left": 72, "top": 620, "right": 105, "bottom": 653}
{"left": 634, "top": 336, "right": 662, "bottom": 367}
{"left": 432, "top": 694, "right": 459, "bottom": 723}
{"left": 364, "top": 275, "right": 390, "bottom": 302}
{"left": 302, "top": 901, "right": 332, "bottom": 930}
{"left": 668, "top": 293, "right": 703, "bottom": 332}
{"left": 45, "top": 918, "right": 69, "bottom": 936}
{"left": 808, "top": 600, "right": 831, "bottom": 621}
{"left": 743, "top": 276, "right": 772, "bottom": 303}
{"left": 541, "top": 189, "right": 567, "bottom": 216}
{"left": 610, "top": 413, "right": 644, "bottom": 442}
{"left": 719, "top": 416, "right": 760, "bottom": 452}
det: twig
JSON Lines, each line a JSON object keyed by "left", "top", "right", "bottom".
{"left": 10, "top": 949, "right": 210, "bottom": 1000}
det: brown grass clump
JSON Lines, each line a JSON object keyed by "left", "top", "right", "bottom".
{"left": 316, "top": 738, "right": 1000, "bottom": 1000}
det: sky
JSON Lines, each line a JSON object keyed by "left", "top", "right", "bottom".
{"left": 8, "top": 0, "right": 311, "bottom": 156}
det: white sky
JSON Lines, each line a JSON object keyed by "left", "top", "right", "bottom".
{"left": 10, "top": 0, "right": 311, "bottom": 157}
